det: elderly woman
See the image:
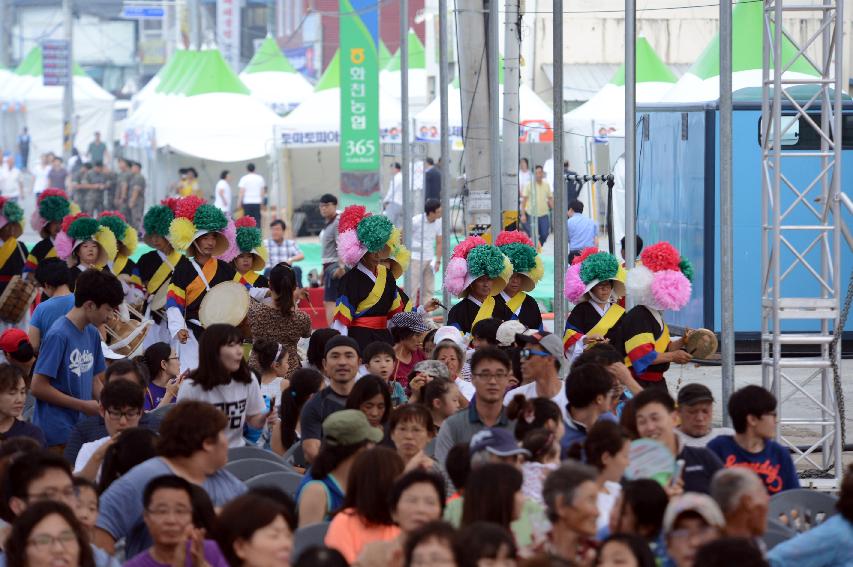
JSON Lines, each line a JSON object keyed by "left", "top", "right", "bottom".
{"left": 432, "top": 340, "right": 475, "bottom": 402}
{"left": 389, "top": 312, "right": 431, "bottom": 389}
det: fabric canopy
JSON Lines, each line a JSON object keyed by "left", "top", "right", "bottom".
{"left": 239, "top": 36, "right": 313, "bottom": 115}
{"left": 380, "top": 30, "right": 428, "bottom": 102}
{"left": 123, "top": 49, "right": 284, "bottom": 162}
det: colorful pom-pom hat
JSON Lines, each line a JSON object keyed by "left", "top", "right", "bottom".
{"left": 167, "top": 196, "right": 229, "bottom": 257}
{"left": 564, "top": 247, "right": 626, "bottom": 304}
{"left": 231, "top": 216, "right": 268, "bottom": 271}
{"left": 495, "top": 231, "right": 544, "bottom": 292}
{"left": 0, "top": 197, "right": 25, "bottom": 239}
{"left": 30, "top": 189, "right": 79, "bottom": 238}
{"left": 443, "top": 235, "right": 513, "bottom": 298}
{"left": 98, "top": 211, "right": 138, "bottom": 258}
{"left": 55, "top": 213, "right": 117, "bottom": 268}
{"left": 336, "top": 205, "right": 400, "bottom": 266}
{"left": 142, "top": 200, "right": 176, "bottom": 245}
{"left": 625, "top": 241, "right": 693, "bottom": 311}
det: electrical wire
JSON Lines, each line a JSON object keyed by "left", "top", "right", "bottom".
{"left": 460, "top": 0, "right": 761, "bottom": 15}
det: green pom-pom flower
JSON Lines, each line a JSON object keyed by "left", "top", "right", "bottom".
{"left": 499, "top": 242, "right": 537, "bottom": 274}
{"left": 236, "top": 226, "right": 263, "bottom": 253}
{"left": 3, "top": 201, "right": 23, "bottom": 224}
{"left": 68, "top": 217, "right": 101, "bottom": 241}
{"left": 143, "top": 205, "right": 175, "bottom": 238}
{"left": 580, "top": 252, "right": 619, "bottom": 284}
{"left": 679, "top": 258, "right": 694, "bottom": 282}
{"left": 99, "top": 215, "right": 128, "bottom": 242}
{"left": 193, "top": 204, "right": 227, "bottom": 232}
{"left": 357, "top": 215, "right": 393, "bottom": 253}
{"left": 39, "top": 196, "right": 70, "bottom": 223}
{"left": 467, "top": 245, "right": 507, "bottom": 279}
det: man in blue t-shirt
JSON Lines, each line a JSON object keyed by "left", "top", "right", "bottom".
{"left": 31, "top": 268, "right": 124, "bottom": 448}
{"left": 708, "top": 385, "right": 800, "bottom": 495}
{"left": 29, "top": 258, "right": 75, "bottom": 352}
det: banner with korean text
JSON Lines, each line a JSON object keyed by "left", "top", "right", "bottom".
{"left": 339, "top": 0, "right": 381, "bottom": 211}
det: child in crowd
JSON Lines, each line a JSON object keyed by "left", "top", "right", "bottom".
{"left": 272, "top": 368, "right": 324, "bottom": 457}
{"left": 248, "top": 339, "right": 289, "bottom": 448}
{"left": 345, "top": 375, "right": 391, "bottom": 432}
{"left": 362, "top": 341, "right": 407, "bottom": 406}
{"left": 519, "top": 428, "right": 561, "bottom": 506}
{"left": 72, "top": 477, "right": 99, "bottom": 542}
{"left": 707, "top": 385, "right": 800, "bottom": 494}
{"left": 0, "top": 363, "right": 45, "bottom": 446}
{"left": 138, "top": 342, "right": 182, "bottom": 411}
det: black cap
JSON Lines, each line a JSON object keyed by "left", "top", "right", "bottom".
{"left": 677, "top": 383, "right": 714, "bottom": 406}
{"left": 319, "top": 193, "right": 338, "bottom": 205}
{"left": 323, "top": 335, "right": 360, "bottom": 358}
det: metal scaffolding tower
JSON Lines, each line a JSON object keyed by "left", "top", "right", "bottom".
{"left": 761, "top": 0, "right": 845, "bottom": 483}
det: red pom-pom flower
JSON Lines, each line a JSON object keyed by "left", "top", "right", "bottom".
{"left": 235, "top": 216, "right": 256, "bottom": 228}
{"left": 61, "top": 212, "right": 88, "bottom": 234}
{"left": 100, "top": 210, "right": 127, "bottom": 222}
{"left": 338, "top": 205, "right": 368, "bottom": 233}
{"left": 572, "top": 247, "right": 600, "bottom": 265}
{"left": 495, "top": 230, "right": 534, "bottom": 248}
{"left": 451, "top": 235, "right": 488, "bottom": 259}
{"left": 174, "top": 196, "right": 206, "bottom": 220}
{"left": 640, "top": 242, "right": 681, "bottom": 272}
{"left": 38, "top": 188, "right": 68, "bottom": 202}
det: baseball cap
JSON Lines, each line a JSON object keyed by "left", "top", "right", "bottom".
{"left": 324, "top": 335, "right": 361, "bottom": 358}
{"left": 434, "top": 326, "right": 466, "bottom": 349}
{"left": 319, "top": 193, "right": 338, "bottom": 205}
{"left": 413, "top": 360, "right": 450, "bottom": 381}
{"left": 389, "top": 312, "right": 431, "bottom": 334}
{"left": 469, "top": 428, "right": 531, "bottom": 458}
{"left": 496, "top": 320, "right": 527, "bottom": 347}
{"left": 515, "top": 331, "right": 564, "bottom": 360}
{"left": 677, "top": 383, "right": 714, "bottom": 407}
{"left": 322, "top": 409, "right": 384, "bottom": 446}
{"left": 662, "top": 493, "right": 725, "bottom": 535}
{"left": 0, "top": 329, "right": 29, "bottom": 355}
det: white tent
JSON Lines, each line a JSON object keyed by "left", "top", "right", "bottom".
{"left": 239, "top": 36, "right": 313, "bottom": 115}
{"left": 379, "top": 30, "right": 429, "bottom": 112}
{"left": 0, "top": 47, "right": 114, "bottom": 159}
{"left": 123, "top": 49, "right": 285, "bottom": 162}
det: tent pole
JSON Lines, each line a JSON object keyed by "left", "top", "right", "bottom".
{"left": 401, "top": 0, "right": 413, "bottom": 296}
{"left": 720, "top": 0, "right": 735, "bottom": 423}
{"left": 439, "top": 0, "right": 452, "bottom": 311}
{"left": 624, "top": 0, "right": 637, "bottom": 283}
{"left": 553, "top": 0, "right": 567, "bottom": 336}
{"left": 62, "top": 0, "right": 74, "bottom": 162}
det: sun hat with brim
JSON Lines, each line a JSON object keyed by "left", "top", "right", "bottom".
{"left": 322, "top": 409, "right": 384, "bottom": 446}
{"left": 495, "top": 230, "right": 544, "bottom": 292}
{"left": 564, "top": 248, "right": 626, "bottom": 304}
{"left": 55, "top": 213, "right": 117, "bottom": 268}
{"left": 433, "top": 326, "right": 466, "bottom": 349}
{"left": 444, "top": 236, "right": 513, "bottom": 298}
{"left": 168, "top": 196, "right": 229, "bottom": 257}
{"left": 229, "top": 216, "right": 268, "bottom": 271}
{"left": 469, "top": 428, "right": 531, "bottom": 458}
{"left": 389, "top": 311, "right": 431, "bottom": 334}
{"left": 337, "top": 205, "right": 401, "bottom": 266}
{"left": 662, "top": 493, "right": 725, "bottom": 535}
{"left": 0, "top": 197, "right": 25, "bottom": 239}
{"left": 385, "top": 241, "right": 411, "bottom": 279}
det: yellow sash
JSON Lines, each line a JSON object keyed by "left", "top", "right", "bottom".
{"left": 0, "top": 238, "right": 18, "bottom": 268}
{"left": 587, "top": 304, "right": 625, "bottom": 339}
{"left": 148, "top": 250, "right": 181, "bottom": 294}
{"left": 505, "top": 292, "right": 526, "bottom": 314}
{"left": 471, "top": 295, "right": 496, "bottom": 331}
{"left": 655, "top": 323, "right": 671, "bottom": 353}
{"left": 113, "top": 254, "right": 128, "bottom": 276}
{"left": 355, "top": 264, "right": 388, "bottom": 314}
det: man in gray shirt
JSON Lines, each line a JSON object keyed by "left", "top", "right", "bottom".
{"left": 77, "top": 162, "right": 106, "bottom": 215}
{"left": 318, "top": 193, "right": 343, "bottom": 325}
{"left": 434, "top": 346, "right": 516, "bottom": 464}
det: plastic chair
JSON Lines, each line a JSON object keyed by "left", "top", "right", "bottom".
{"left": 245, "top": 470, "right": 305, "bottom": 498}
{"left": 768, "top": 488, "right": 838, "bottom": 533}
{"left": 228, "top": 446, "right": 285, "bottom": 464}
{"left": 282, "top": 441, "right": 308, "bottom": 469}
{"left": 763, "top": 518, "right": 796, "bottom": 550}
{"left": 292, "top": 522, "right": 331, "bottom": 561}
{"left": 223, "top": 458, "right": 291, "bottom": 481}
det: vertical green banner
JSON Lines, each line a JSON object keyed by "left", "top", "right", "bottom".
{"left": 339, "top": 0, "right": 381, "bottom": 210}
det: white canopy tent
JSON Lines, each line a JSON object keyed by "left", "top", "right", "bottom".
{"left": 239, "top": 36, "right": 313, "bottom": 115}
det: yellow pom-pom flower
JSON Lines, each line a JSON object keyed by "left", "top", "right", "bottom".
{"left": 393, "top": 245, "right": 411, "bottom": 273}
{"left": 94, "top": 226, "right": 118, "bottom": 266}
{"left": 388, "top": 227, "right": 402, "bottom": 249}
{"left": 69, "top": 203, "right": 81, "bottom": 216}
{"left": 122, "top": 226, "right": 139, "bottom": 255}
{"left": 529, "top": 256, "right": 545, "bottom": 283}
{"left": 256, "top": 244, "right": 269, "bottom": 264}
{"left": 500, "top": 255, "right": 514, "bottom": 283}
{"left": 169, "top": 218, "right": 197, "bottom": 251}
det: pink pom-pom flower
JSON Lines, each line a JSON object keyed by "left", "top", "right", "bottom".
{"left": 451, "top": 236, "right": 488, "bottom": 259}
{"left": 650, "top": 269, "right": 692, "bottom": 311}
{"left": 495, "top": 230, "right": 534, "bottom": 248}
{"left": 30, "top": 209, "right": 46, "bottom": 233}
{"left": 338, "top": 229, "right": 368, "bottom": 266}
{"left": 55, "top": 231, "right": 75, "bottom": 260}
{"left": 564, "top": 263, "right": 587, "bottom": 302}
{"left": 218, "top": 218, "right": 239, "bottom": 262}
{"left": 444, "top": 257, "right": 469, "bottom": 296}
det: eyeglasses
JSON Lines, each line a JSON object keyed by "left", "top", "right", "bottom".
{"left": 520, "top": 348, "right": 551, "bottom": 360}
{"left": 473, "top": 372, "right": 510, "bottom": 382}
{"left": 27, "top": 487, "right": 76, "bottom": 503}
{"left": 106, "top": 408, "right": 141, "bottom": 420}
{"left": 145, "top": 506, "right": 193, "bottom": 518}
{"left": 28, "top": 530, "right": 76, "bottom": 551}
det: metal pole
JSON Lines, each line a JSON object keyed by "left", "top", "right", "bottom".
{"left": 401, "top": 1, "right": 412, "bottom": 295}
{"left": 553, "top": 0, "right": 567, "bottom": 330}
{"left": 188, "top": 0, "right": 200, "bottom": 49}
{"left": 439, "top": 0, "right": 452, "bottom": 310}
{"left": 719, "top": 0, "right": 734, "bottom": 421}
{"left": 62, "top": 0, "right": 74, "bottom": 163}
{"left": 0, "top": 0, "right": 11, "bottom": 68}
{"left": 502, "top": 0, "right": 520, "bottom": 226}
{"left": 488, "top": 0, "right": 501, "bottom": 239}
{"left": 624, "top": 0, "right": 637, "bottom": 275}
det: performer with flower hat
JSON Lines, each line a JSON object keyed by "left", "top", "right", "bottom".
{"left": 25, "top": 189, "right": 78, "bottom": 278}
{"left": 137, "top": 200, "right": 182, "bottom": 347}
{"left": 562, "top": 247, "right": 627, "bottom": 361}
{"left": 618, "top": 241, "right": 695, "bottom": 389}
{"left": 493, "top": 231, "right": 545, "bottom": 331}
{"left": 443, "top": 236, "right": 513, "bottom": 335}
{"left": 98, "top": 211, "right": 143, "bottom": 305}
{"left": 0, "top": 197, "right": 28, "bottom": 296}
{"left": 226, "top": 216, "right": 269, "bottom": 290}
{"left": 55, "top": 213, "right": 118, "bottom": 289}
{"left": 333, "top": 205, "right": 405, "bottom": 349}
{"left": 165, "top": 196, "right": 236, "bottom": 370}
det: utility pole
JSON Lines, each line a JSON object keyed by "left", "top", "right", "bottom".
{"left": 624, "top": 0, "right": 637, "bottom": 275}
{"left": 439, "top": 0, "right": 451, "bottom": 310}
{"left": 0, "top": 0, "right": 11, "bottom": 68}
{"left": 62, "top": 0, "right": 74, "bottom": 163}
{"left": 188, "top": 0, "right": 201, "bottom": 49}
{"left": 456, "top": 0, "right": 492, "bottom": 231}
{"left": 487, "top": 0, "right": 501, "bottom": 239}
{"left": 401, "top": 0, "right": 412, "bottom": 294}
{"left": 553, "top": 0, "right": 567, "bottom": 331}
{"left": 502, "top": 0, "right": 521, "bottom": 223}
{"left": 719, "top": 0, "right": 734, "bottom": 420}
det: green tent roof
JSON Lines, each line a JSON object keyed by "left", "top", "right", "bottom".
{"left": 315, "top": 50, "right": 340, "bottom": 92}
{"left": 155, "top": 50, "right": 193, "bottom": 93}
{"left": 610, "top": 37, "right": 677, "bottom": 86}
{"left": 384, "top": 29, "right": 425, "bottom": 71}
{"left": 379, "top": 41, "right": 392, "bottom": 70}
{"left": 14, "top": 46, "right": 86, "bottom": 77}
{"left": 157, "top": 50, "right": 249, "bottom": 97}
{"left": 243, "top": 36, "right": 298, "bottom": 74}
{"left": 689, "top": 0, "right": 818, "bottom": 79}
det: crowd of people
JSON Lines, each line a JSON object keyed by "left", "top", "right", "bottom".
{"left": 0, "top": 177, "right": 846, "bottom": 567}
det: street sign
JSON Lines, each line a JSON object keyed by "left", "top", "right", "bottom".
{"left": 120, "top": 6, "right": 165, "bottom": 19}
{"left": 42, "top": 39, "right": 71, "bottom": 87}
